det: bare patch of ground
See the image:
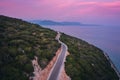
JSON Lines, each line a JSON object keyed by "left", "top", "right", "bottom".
{"left": 30, "top": 48, "right": 70, "bottom": 80}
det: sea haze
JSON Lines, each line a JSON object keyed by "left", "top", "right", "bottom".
{"left": 42, "top": 25, "right": 120, "bottom": 72}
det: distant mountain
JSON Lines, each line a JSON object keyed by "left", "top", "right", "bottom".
{"left": 30, "top": 20, "right": 99, "bottom": 26}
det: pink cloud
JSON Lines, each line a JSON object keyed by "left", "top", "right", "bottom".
{"left": 62, "top": 1, "right": 120, "bottom": 24}
{"left": 0, "top": 0, "right": 120, "bottom": 25}
{"left": 92, "top": 1, "right": 120, "bottom": 15}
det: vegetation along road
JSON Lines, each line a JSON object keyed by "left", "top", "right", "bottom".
{"left": 47, "top": 32, "right": 68, "bottom": 80}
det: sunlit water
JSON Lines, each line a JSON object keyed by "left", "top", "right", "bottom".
{"left": 43, "top": 25, "right": 120, "bottom": 72}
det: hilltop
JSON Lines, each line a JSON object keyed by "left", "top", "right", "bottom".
{"left": 0, "top": 15, "right": 119, "bottom": 80}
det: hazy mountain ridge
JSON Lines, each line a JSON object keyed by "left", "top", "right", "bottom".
{"left": 30, "top": 20, "right": 99, "bottom": 26}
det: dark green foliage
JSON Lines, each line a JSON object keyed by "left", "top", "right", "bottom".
{"left": 0, "top": 15, "right": 60, "bottom": 80}
{"left": 61, "top": 34, "right": 119, "bottom": 80}
{"left": 0, "top": 15, "right": 119, "bottom": 80}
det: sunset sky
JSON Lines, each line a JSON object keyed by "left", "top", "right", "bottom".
{"left": 0, "top": 0, "right": 120, "bottom": 26}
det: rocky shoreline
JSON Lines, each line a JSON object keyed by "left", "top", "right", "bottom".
{"left": 104, "top": 52, "right": 120, "bottom": 80}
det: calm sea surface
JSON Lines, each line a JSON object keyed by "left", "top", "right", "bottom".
{"left": 43, "top": 25, "right": 120, "bottom": 72}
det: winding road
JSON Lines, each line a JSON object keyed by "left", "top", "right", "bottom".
{"left": 47, "top": 32, "right": 68, "bottom": 80}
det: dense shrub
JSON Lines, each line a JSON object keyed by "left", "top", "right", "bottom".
{"left": 0, "top": 15, "right": 60, "bottom": 80}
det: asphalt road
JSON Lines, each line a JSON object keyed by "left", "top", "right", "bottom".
{"left": 47, "top": 33, "right": 68, "bottom": 80}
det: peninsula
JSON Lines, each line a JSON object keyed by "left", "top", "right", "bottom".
{"left": 0, "top": 15, "right": 119, "bottom": 80}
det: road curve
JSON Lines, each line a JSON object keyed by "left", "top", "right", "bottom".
{"left": 47, "top": 32, "right": 68, "bottom": 80}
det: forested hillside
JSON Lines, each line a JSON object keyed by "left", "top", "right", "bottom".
{"left": 0, "top": 15, "right": 60, "bottom": 80}
{"left": 0, "top": 15, "right": 119, "bottom": 80}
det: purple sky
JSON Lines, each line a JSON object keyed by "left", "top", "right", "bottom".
{"left": 0, "top": 0, "right": 120, "bottom": 26}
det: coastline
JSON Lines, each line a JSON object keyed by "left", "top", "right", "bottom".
{"left": 42, "top": 25, "right": 120, "bottom": 74}
{"left": 104, "top": 52, "right": 120, "bottom": 79}
{"left": 37, "top": 25, "right": 120, "bottom": 79}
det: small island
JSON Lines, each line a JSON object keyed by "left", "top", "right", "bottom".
{"left": 30, "top": 20, "right": 99, "bottom": 26}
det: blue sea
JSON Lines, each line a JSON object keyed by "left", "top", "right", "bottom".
{"left": 43, "top": 25, "right": 120, "bottom": 72}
